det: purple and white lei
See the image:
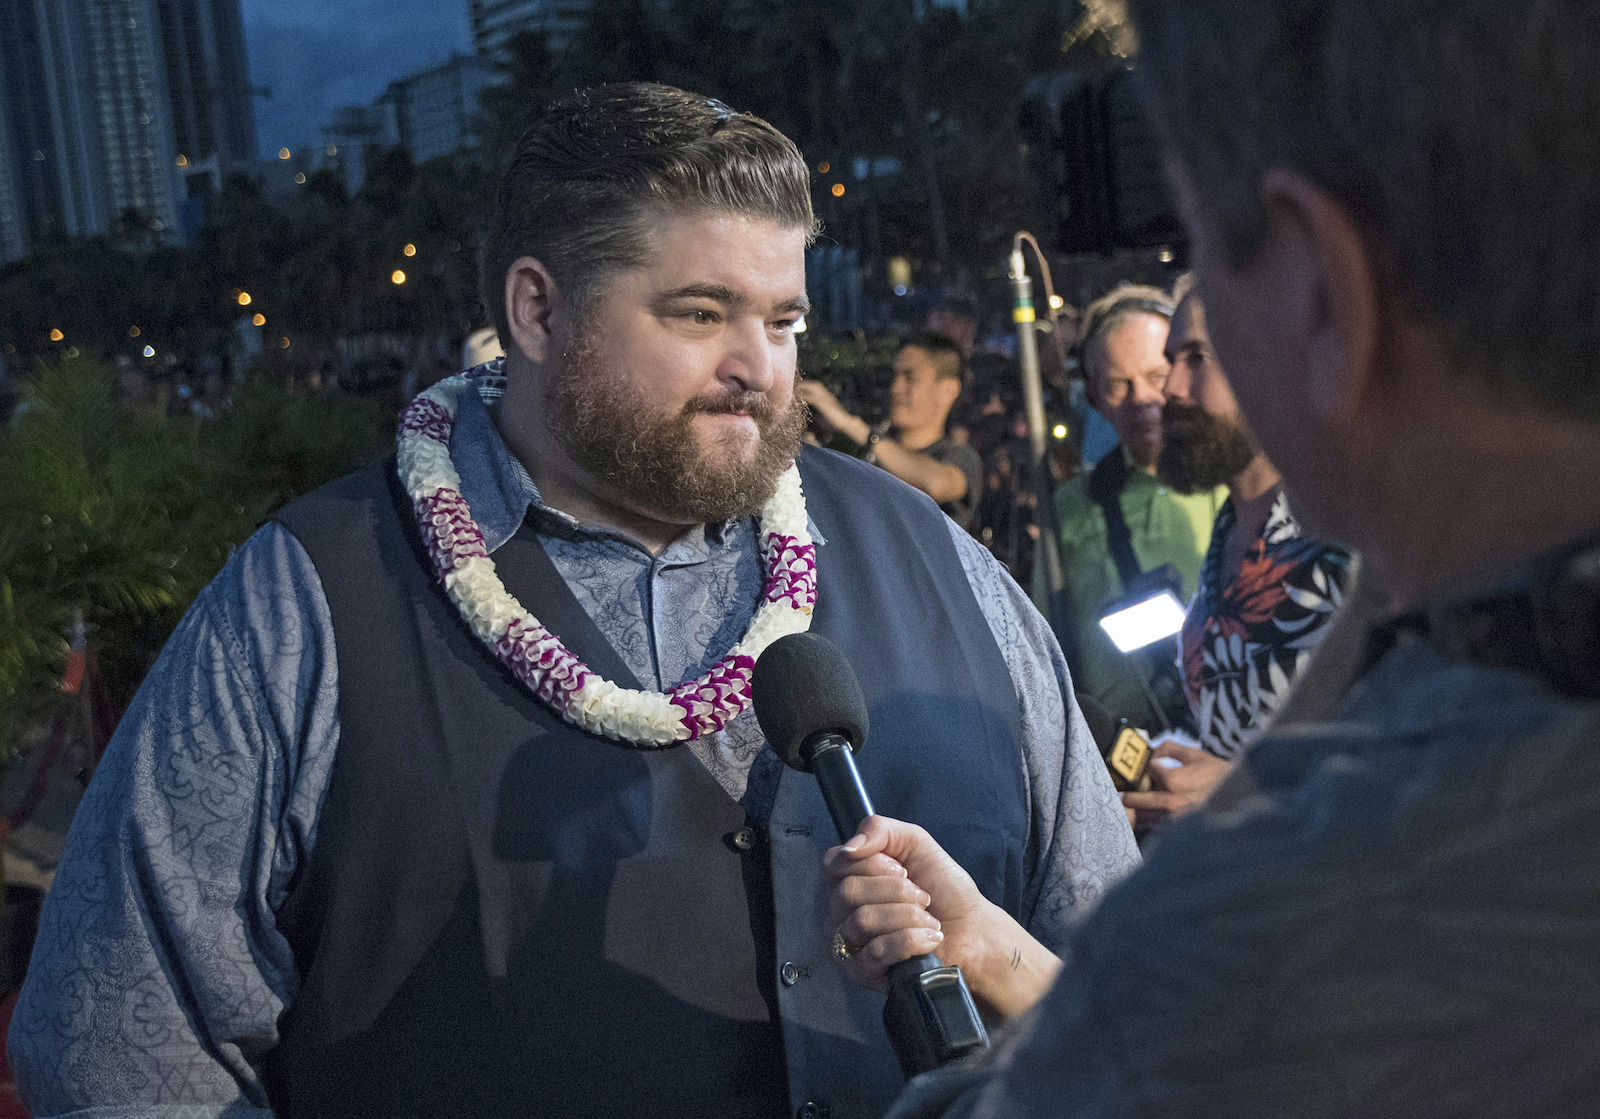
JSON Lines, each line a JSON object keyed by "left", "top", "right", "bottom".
{"left": 396, "top": 373, "right": 817, "bottom": 746}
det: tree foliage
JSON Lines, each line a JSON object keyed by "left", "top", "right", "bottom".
{"left": 0, "top": 357, "right": 390, "bottom": 753}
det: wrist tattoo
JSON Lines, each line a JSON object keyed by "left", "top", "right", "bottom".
{"left": 1010, "top": 947, "right": 1022, "bottom": 971}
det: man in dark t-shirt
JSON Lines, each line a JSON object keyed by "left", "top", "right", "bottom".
{"left": 799, "top": 332, "right": 983, "bottom": 530}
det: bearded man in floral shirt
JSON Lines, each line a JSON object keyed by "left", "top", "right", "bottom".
{"left": 1122, "top": 277, "right": 1352, "bottom": 830}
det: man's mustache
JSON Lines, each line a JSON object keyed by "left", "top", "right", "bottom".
{"left": 683, "top": 391, "right": 780, "bottom": 425}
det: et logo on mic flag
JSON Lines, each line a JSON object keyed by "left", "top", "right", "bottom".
{"left": 1108, "top": 727, "right": 1152, "bottom": 790}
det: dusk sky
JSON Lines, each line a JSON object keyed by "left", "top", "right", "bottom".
{"left": 242, "top": 0, "right": 475, "bottom": 160}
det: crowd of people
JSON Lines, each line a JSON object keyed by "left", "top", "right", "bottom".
{"left": 12, "top": 1, "right": 1600, "bottom": 1114}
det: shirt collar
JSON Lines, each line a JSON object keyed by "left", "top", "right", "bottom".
{"left": 446, "top": 369, "right": 825, "bottom": 555}
{"left": 449, "top": 373, "right": 545, "bottom": 554}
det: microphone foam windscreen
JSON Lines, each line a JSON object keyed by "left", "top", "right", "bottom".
{"left": 752, "top": 632, "right": 870, "bottom": 772}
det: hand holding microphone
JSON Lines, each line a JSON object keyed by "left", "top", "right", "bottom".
{"left": 752, "top": 633, "right": 1063, "bottom": 1074}
{"left": 824, "top": 815, "right": 1062, "bottom": 1024}
{"left": 1121, "top": 741, "right": 1233, "bottom": 831}
{"left": 753, "top": 633, "right": 989, "bottom": 1077}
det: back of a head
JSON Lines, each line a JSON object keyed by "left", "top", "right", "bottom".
{"left": 1078, "top": 284, "right": 1174, "bottom": 388}
{"left": 481, "top": 82, "right": 817, "bottom": 346}
{"left": 1129, "top": 0, "right": 1600, "bottom": 420}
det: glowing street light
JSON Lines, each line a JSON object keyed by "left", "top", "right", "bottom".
{"left": 278, "top": 147, "right": 291, "bottom": 160}
{"left": 252, "top": 313, "right": 266, "bottom": 326}
{"left": 391, "top": 270, "right": 407, "bottom": 285}
{"left": 830, "top": 183, "right": 845, "bottom": 198}
{"left": 49, "top": 328, "right": 63, "bottom": 341}
{"left": 128, "top": 325, "right": 141, "bottom": 337}
{"left": 176, "top": 154, "right": 188, "bottom": 168}
{"left": 237, "top": 291, "right": 252, "bottom": 306}
{"left": 817, "top": 161, "right": 831, "bottom": 173}
{"left": 294, "top": 172, "right": 306, "bottom": 184}
{"left": 1052, "top": 423, "right": 1068, "bottom": 439}
{"left": 1048, "top": 294, "right": 1065, "bottom": 310}
{"left": 143, "top": 345, "right": 155, "bottom": 358}
{"left": 280, "top": 337, "right": 291, "bottom": 349}
{"left": 403, "top": 243, "right": 416, "bottom": 257}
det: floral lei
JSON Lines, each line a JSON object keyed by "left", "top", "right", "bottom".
{"left": 396, "top": 373, "right": 817, "bottom": 747}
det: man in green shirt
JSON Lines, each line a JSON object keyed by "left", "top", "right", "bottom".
{"left": 1040, "top": 285, "right": 1226, "bottom": 730}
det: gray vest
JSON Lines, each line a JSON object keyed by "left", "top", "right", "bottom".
{"left": 265, "top": 447, "right": 1029, "bottom": 1119}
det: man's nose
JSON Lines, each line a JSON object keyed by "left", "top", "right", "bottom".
{"left": 716, "top": 319, "right": 776, "bottom": 393}
{"left": 1130, "top": 371, "right": 1167, "bottom": 407}
{"left": 1163, "top": 359, "right": 1191, "bottom": 404}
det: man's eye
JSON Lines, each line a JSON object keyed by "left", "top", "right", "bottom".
{"left": 772, "top": 318, "right": 800, "bottom": 335}
{"left": 686, "top": 309, "right": 718, "bottom": 325}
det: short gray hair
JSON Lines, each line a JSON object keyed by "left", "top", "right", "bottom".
{"left": 1128, "top": 0, "right": 1600, "bottom": 418}
{"left": 1078, "top": 283, "right": 1173, "bottom": 392}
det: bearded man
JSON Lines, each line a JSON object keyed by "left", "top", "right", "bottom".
{"left": 1121, "top": 277, "right": 1353, "bottom": 831}
{"left": 9, "top": 85, "right": 1136, "bottom": 1119}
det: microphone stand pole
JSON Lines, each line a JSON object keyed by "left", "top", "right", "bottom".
{"left": 1009, "top": 242, "right": 1070, "bottom": 641}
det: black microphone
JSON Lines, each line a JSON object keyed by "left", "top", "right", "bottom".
{"left": 1076, "top": 691, "right": 1153, "bottom": 791}
{"left": 753, "top": 632, "right": 989, "bottom": 1079}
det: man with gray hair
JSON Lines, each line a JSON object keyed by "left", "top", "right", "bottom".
{"left": 1040, "top": 285, "right": 1226, "bottom": 732}
{"left": 818, "top": 3, "right": 1600, "bottom": 1115}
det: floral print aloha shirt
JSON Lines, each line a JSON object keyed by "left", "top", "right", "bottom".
{"left": 1180, "top": 491, "right": 1352, "bottom": 758}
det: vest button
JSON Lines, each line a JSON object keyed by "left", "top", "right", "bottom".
{"left": 732, "top": 826, "right": 757, "bottom": 850}
{"left": 780, "top": 961, "right": 801, "bottom": 987}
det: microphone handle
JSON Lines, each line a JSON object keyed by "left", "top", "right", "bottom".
{"left": 808, "top": 735, "right": 875, "bottom": 843}
{"left": 804, "top": 734, "right": 990, "bottom": 1077}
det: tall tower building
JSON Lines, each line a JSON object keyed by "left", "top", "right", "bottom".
{"left": 469, "top": 0, "right": 589, "bottom": 57}
{"left": 152, "top": 0, "right": 258, "bottom": 177}
{"left": 0, "top": 103, "right": 28, "bottom": 262}
{"left": 78, "top": 0, "right": 182, "bottom": 239}
{"left": 0, "top": 0, "right": 112, "bottom": 259}
{"left": 0, "top": 0, "right": 182, "bottom": 258}
{"left": 0, "top": 0, "right": 254, "bottom": 261}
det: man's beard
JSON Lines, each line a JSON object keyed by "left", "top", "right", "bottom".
{"left": 1157, "top": 399, "right": 1260, "bottom": 494}
{"left": 548, "top": 333, "right": 808, "bottom": 525}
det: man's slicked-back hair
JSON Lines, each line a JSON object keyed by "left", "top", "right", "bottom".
{"left": 482, "top": 82, "right": 818, "bottom": 346}
{"left": 1128, "top": 0, "right": 1600, "bottom": 418}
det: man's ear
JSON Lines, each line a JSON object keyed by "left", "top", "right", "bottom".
{"left": 1259, "top": 169, "right": 1379, "bottom": 426}
{"left": 937, "top": 376, "right": 963, "bottom": 412}
{"left": 504, "top": 256, "right": 561, "bottom": 365}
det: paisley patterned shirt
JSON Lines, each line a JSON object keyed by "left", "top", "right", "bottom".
{"left": 9, "top": 370, "right": 1138, "bottom": 1118}
{"left": 1180, "top": 491, "right": 1352, "bottom": 758}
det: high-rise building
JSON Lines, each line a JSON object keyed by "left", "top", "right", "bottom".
{"left": 469, "top": 0, "right": 589, "bottom": 57}
{"left": 379, "top": 54, "right": 494, "bottom": 164}
{"left": 0, "top": 0, "right": 112, "bottom": 259}
{"left": 317, "top": 53, "right": 493, "bottom": 197}
{"left": 318, "top": 105, "right": 388, "bottom": 196}
{"left": 0, "top": 0, "right": 255, "bottom": 262}
{"left": 0, "top": 103, "right": 28, "bottom": 262}
{"left": 78, "top": 0, "right": 182, "bottom": 239}
{"left": 153, "top": 0, "right": 259, "bottom": 180}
